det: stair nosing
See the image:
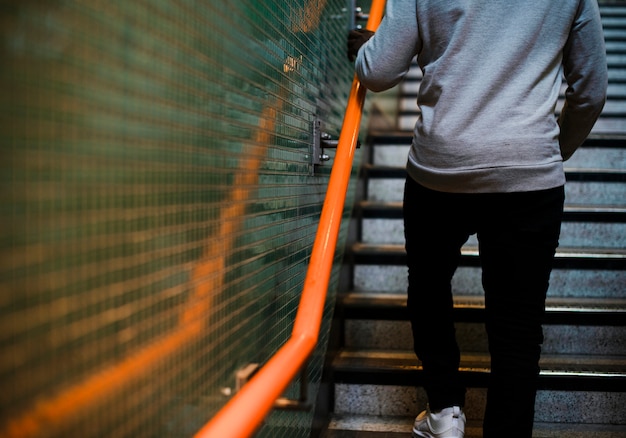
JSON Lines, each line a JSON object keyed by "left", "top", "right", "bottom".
{"left": 332, "top": 348, "right": 626, "bottom": 391}
{"left": 351, "top": 242, "right": 626, "bottom": 259}
{"left": 338, "top": 292, "right": 626, "bottom": 325}
{"left": 366, "top": 132, "right": 626, "bottom": 148}
{"left": 356, "top": 201, "right": 626, "bottom": 222}
{"left": 349, "top": 243, "right": 626, "bottom": 270}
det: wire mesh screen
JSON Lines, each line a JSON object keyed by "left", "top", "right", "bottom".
{"left": 0, "top": 1, "right": 360, "bottom": 436}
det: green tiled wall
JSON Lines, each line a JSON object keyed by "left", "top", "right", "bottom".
{"left": 0, "top": 1, "right": 363, "bottom": 436}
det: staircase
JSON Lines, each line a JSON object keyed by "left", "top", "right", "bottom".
{"left": 320, "top": 3, "right": 626, "bottom": 437}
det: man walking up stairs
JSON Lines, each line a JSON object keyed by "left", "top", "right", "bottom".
{"left": 319, "top": 1, "right": 626, "bottom": 437}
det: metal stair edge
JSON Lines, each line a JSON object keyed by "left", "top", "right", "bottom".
{"left": 356, "top": 201, "right": 626, "bottom": 222}
{"left": 365, "top": 132, "right": 626, "bottom": 148}
{"left": 350, "top": 242, "right": 626, "bottom": 270}
{"left": 331, "top": 348, "right": 626, "bottom": 392}
{"left": 337, "top": 292, "right": 626, "bottom": 325}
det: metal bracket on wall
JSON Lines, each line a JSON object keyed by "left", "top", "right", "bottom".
{"left": 219, "top": 363, "right": 260, "bottom": 397}
{"left": 309, "top": 116, "right": 361, "bottom": 175}
{"left": 348, "top": 0, "right": 370, "bottom": 30}
{"left": 310, "top": 117, "right": 338, "bottom": 175}
{"left": 225, "top": 362, "right": 311, "bottom": 411}
{"left": 273, "top": 362, "right": 312, "bottom": 411}
{"left": 354, "top": 6, "right": 369, "bottom": 26}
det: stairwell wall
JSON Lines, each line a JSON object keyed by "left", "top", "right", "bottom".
{"left": 0, "top": 1, "right": 365, "bottom": 437}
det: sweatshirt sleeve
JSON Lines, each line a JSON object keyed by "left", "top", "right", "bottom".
{"left": 354, "top": 0, "right": 420, "bottom": 92}
{"left": 558, "top": 0, "right": 608, "bottom": 161}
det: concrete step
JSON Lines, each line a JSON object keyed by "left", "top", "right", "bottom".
{"left": 600, "top": 4, "right": 626, "bottom": 17}
{"left": 369, "top": 136, "right": 626, "bottom": 169}
{"left": 357, "top": 201, "right": 626, "bottom": 248}
{"left": 322, "top": 415, "right": 626, "bottom": 438}
{"left": 350, "top": 242, "right": 626, "bottom": 299}
{"left": 343, "top": 318, "right": 626, "bottom": 356}
{"left": 338, "top": 293, "right": 626, "bottom": 355}
{"left": 350, "top": 243, "right": 626, "bottom": 271}
{"left": 372, "top": 144, "right": 626, "bottom": 169}
{"left": 339, "top": 293, "right": 626, "bottom": 326}
{"left": 607, "top": 40, "right": 626, "bottom": 54}
{"left": 333, "top": 349, "right": 626, "bottom": 392}
{"left": 365, "top": 175, "right": 626, "bottom": 206}
{"left": 352, "top": 264, "right": 626, "bottom": 300}
{"left": 604, "top": 28, "right": 626, "bottom": 43}
{"left": 331, "top": 349, "right": 626, "bottom": 425}
{"left": 359, "top": 200, "right": 626, "bottom": 222}
{"left": 362, "top": 219, "right": 626, "bottom": 249}
{"left": 349, "top": 243, "right": 626, "bottom": 302}
{"left": 367, "top": 132, "right": 626, "bottom": 148}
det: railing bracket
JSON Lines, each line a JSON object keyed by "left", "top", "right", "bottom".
{"left": 235, "top": 363, "right": 260, "bottom": 392}
{"left": 220, "top": 363, "right": 260, "bottom": 398}
{"left": 225, "top": 362, "right": 311, "bottom": 411}
{"left": 348, "top": 1, "right": 370, "bottom": 29}
{"left": 310, "top": 117, "right": 332, "bottom": 174}
{"left": 310, "top": 116, "right": 359, "bottom": 175}
{"left": 274, "top": 362, "right": 311, "bottom": 411}
{"left": 354, "top": 6, "right": 369, "bottom": 25}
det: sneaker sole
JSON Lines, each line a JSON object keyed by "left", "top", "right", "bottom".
{"left": 412, "top": 429, "right": 463, "bottom": 438}
{"left": 412, "top": 430, "right": 435, "bottom": 438}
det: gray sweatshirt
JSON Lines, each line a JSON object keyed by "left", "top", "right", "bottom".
{"left": 355, "top": 0, "right": 608, "bottom": 193}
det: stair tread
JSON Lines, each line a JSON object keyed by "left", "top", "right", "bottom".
{"left": 350, "top": 243, "right": 626, "bottom": 270}
{"left": 324, "top": 415, "right": 626, "bottom": 438}
{"left": 340, "top": 292, "right": 626, "bottom": 312}
{"left": 332, "top": 348, "right": 626, "bottom": 390}
{"left": 360, "top": 200, "right": 626, "bottom": 212}
{"left": 352, "top": 242, "right": 626, "bottom": 259}
{"left": 335, "top": 348, "right": 626, "bottom": 374}
{"left": 338, "top": 292, "right": 626, "bottom": 325}
{"left": 357, "top": 201, "right": 626, "bottom": 222}
{"left": 366, "top": 131, "right": 626, "bottom": 147}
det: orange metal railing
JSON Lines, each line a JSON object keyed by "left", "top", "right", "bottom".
{"left": 194, "top": 1, "right": 387, "bottom": 437}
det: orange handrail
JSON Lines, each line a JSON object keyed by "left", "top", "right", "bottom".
{"left": 194, "top": 2, "right": 387, "bottom": 437}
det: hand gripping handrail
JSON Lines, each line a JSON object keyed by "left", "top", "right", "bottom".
{"left": 194, "top": 2, "right": 386, "bottom": 437}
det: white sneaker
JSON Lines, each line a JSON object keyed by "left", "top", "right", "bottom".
{"left": 412, "top": 405, "right": 466, "bottom": 438}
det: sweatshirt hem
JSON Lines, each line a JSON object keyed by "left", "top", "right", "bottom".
{"left": 406, "top": 158, "right": 566, "bottom": 194}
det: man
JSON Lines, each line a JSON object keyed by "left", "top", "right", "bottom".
{"left": 348, "top": 1, "right": 607, "bottom": 437}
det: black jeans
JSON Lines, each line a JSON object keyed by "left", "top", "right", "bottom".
{"left": 403, "top": 176, "right": 564, "bottom": 438}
